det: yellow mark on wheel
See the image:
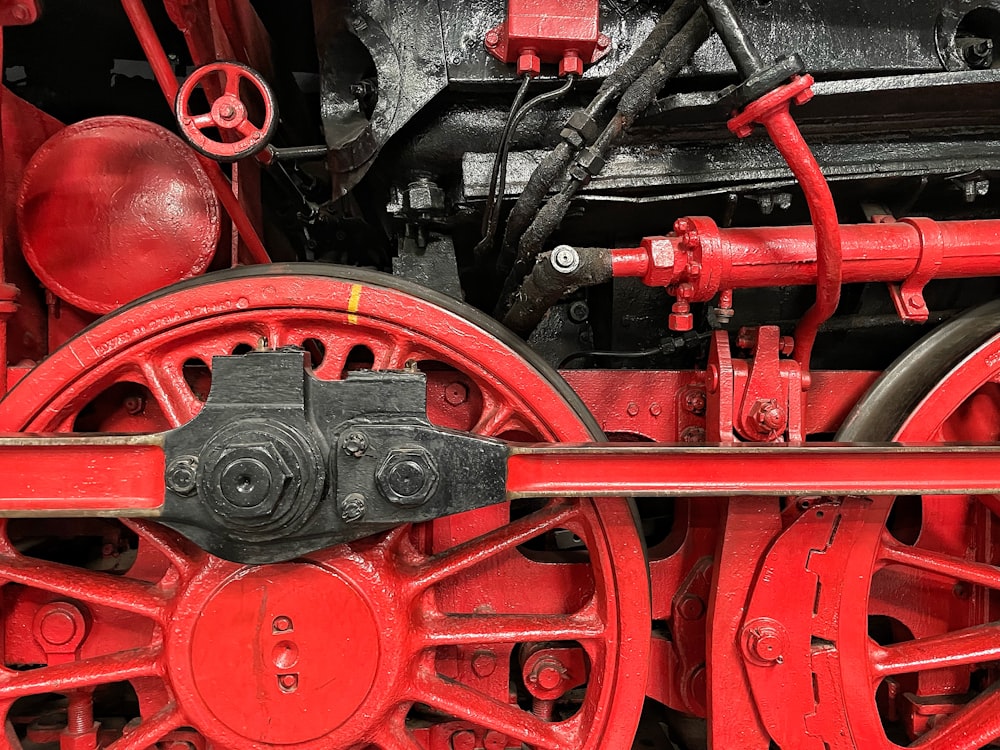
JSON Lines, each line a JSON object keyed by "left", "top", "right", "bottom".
{"left": 347, "top": 284, "right": 363, "bottom": 324}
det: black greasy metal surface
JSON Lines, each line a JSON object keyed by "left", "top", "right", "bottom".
{"left": 314, "top": 0, "right": 972, "bottom": 199}
{"left": 162, "top": 351, "right": 508, "bottom": 564}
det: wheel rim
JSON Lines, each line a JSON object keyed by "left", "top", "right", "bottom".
{"left": 0, "top": 265, "right": 650, "bottom": 750}
{"left": 830, "top": 302, "right": 1000, "bottom": 749}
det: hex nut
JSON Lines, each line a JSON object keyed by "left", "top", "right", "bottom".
{"left": 166, "top": 456, "right": 199, "bottom": 496}
{"left": 405, "top": 180, "right": 445, "bottom": 213}
{"left": 375, "top": 445, "right": 440, "bottom": 507}
{"left": 341, "top": 493, "right": 367, "bottom": 523}
{"left": 211, "top": 442, "right": 293, "bottom": 518}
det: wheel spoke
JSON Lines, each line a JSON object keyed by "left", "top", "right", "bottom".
{"left": 373, "top": 707, "right": 422, "bottom": 750}
{"left": 472, "top": 397, "right": 518, "bottom": 437}
{"left": 870, "top": 622, "right": 1000, "bottom": 677}
{"left": 0, "top": 647, "right": 161, "bottom": 699}
{"left": 236, "top": 120, "right": 256, "bottom": 138}
{"left": 103, "top": 705, "right": 182, "bottom": 750}
{"left": 374, "top": 342, "right": 417, "bottom": 370}
{"left": 912, "top": 680, "right": 1000, "bottom": 750}
{"left": 416, "top": 611, "right": 604, "bottom": 647}
{"left": 879, "top": 534, "right": 1000, "bottom": 590}
{"left": 139, "top": 361, "right": 201, "bottom": 428}
{"left": 407, "top": 501, "right": 577, "bottom": 591}
{"left": 121, "top": 519, "right": 203, "bottom": 582}
{"left": 0, "top": 554, "right": 166, "bottom": 622}
{"left": 412, "top": 668, "right": 575, "bottom": 750}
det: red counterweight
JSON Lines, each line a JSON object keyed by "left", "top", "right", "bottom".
{"left": 612, "top": 216, "right": 1000, "bottom": 325}
{"left": 484, "top": 0, "right": 611, "bottom": 76}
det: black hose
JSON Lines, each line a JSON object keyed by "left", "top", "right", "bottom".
{"left": 591, "top": 0, "right": 703, "bottom": 112}
{"left": 496, "top": 0, "right": 702, "bottom": 279}
{"left": 502, "top": 246, "right": 613, "bottom": 334}
{"left": 476, "top": 75, "right": 576, "bottom": 259}
{"left": 700, "top": 0, "right": 764, "bottom": 77}
{"left": 497, "top": 11, "right": 712, "bottom": 317}
{"left": 560, "top": 348, "right": 664, "bottom": 369}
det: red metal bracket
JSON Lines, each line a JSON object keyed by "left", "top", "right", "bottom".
{"left": 484, "top": 0, "right": 610, "bottom": 76}
{"left": 889, "top": 217, "right": 944, "bottom": 323}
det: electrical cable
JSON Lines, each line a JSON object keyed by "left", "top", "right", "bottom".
{"left": 496, "top": 11, "right": 712, "bottom": 317}
{"left": 559, "top": 347, "right": 665, "bottom": 369}
{"left": 495, "top": 0, "right": 702, "bottom": 275}
{"left": 478, "top": 76, "right": 533, "bottom": 239}
{"left": 476, "top": 75, "right": 577, "bottom": 258}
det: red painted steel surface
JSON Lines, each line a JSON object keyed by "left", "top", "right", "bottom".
{"left": 120, "top": 0, "right": 271, "bottom": 265}
{"left": 4, "top": 1, "right": 1000, "bottom": 746}
{"left": 505, "top": 444, "right": 1000, "bottom": 497}
{"left": 17, "top": 117, "right": 220, "bottom": 314}
{"left": 611, "top": 216, "right": 1000, "bottom": 302}
{"left": 0, "top": 439, "right": 164, "bottom": 513}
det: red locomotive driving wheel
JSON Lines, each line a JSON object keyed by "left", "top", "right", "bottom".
{"left": 830, "top": 301, "right": 1000, "bottom": 749}
{"left": 0, "top": 266, "right": 649, "bottom": 750}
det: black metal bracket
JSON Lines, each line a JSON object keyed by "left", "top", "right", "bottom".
{"left": 161, "top": 351, "right": 507, "bottom": 564}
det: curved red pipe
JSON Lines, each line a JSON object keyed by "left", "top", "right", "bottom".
{"left": 761, "top": 106, "right": 842, "bottom": 382}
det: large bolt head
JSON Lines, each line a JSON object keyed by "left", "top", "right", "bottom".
{"left": 213, "top": 442, "right": 293, "bottom": 517}
{"left": 375, "top": 445, "right": 440, "bottom": 507}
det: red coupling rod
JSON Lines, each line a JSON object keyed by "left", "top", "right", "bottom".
{"left": 120, "top": 0, "right": 271, "bottom": 266}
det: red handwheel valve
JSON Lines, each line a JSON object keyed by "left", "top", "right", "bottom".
{"left": 175, "top": 61, "right": 278, "bottom": 162}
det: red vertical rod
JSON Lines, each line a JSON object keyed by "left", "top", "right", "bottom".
{"left": 120, "top": 0, "right": 271, "bottom": 266}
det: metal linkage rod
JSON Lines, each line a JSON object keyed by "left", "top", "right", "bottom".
{"left": 0, "top": 436, "right": 165, "bottom": 514}
{"left": 3, "top": 434, "right": 1000, "bottom": 515}
{"left": 506, "top": 443, "right": 1000, "bottom": 498}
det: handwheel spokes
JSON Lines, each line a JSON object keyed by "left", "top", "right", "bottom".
{"left": 415, "top": 610, "right": 605, "bottom": 647}
{"left": 222, "top": 68, "right": 241, "bottom": 98}
{"left": 235, "top": 120, "right": 256, "bottom": 138}
{"left": 870, "top": 622, "right": 1000, "bottom": 677}
{"left": 407, "top": 501, "right": 577, "bottom": 591}
{"left": 411, "top": 668, "right": 577, "bottom": 750}
{"left": 190, "top": 113, "right": 216, "bottom": 130}
{"left": 0, "top": 647, "right": 161, "bottom": 700}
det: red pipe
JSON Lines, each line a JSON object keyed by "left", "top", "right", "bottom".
{"left": 120, "top": 0, "right": 270, "bottom": 266}
{"left": 611, "top": 215, "right": 1000, "bottom": 317}
{"left": 761, "top": 106, "right": 842, "bottom": 374}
